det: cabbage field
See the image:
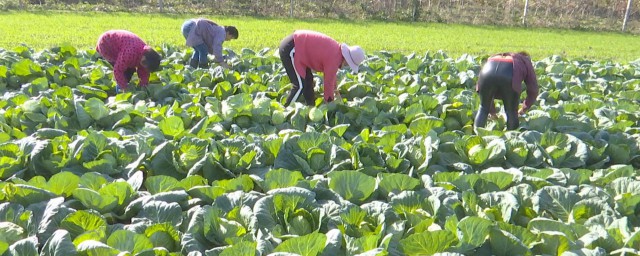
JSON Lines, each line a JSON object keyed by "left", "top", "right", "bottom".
{"left": 1, "top": 45, "right": 640, "bottom": 256}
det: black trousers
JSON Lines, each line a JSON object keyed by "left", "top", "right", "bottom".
{"left": 474, "top": 60, "right": 520, "bottom": 130}
{"left": 279, "top": 34, "right": 315, "bottom": 107}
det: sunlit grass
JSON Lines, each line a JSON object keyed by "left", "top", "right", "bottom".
{"left": 1, "top": 11, "right": 638, "bottom": 61}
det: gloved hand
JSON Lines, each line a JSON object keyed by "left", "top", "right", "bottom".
{"left": 218, "top": 62, "right": 230, "bottom": 69}
{"left": 518, "top": 107, "right": 526, "bottom": 115}
{"left": 335, "top": 91, "right": 343, "bottom": 103}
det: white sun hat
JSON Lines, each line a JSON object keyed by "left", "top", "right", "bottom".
{"left": 340, "top": 43, "right": 365, "bottom": 73}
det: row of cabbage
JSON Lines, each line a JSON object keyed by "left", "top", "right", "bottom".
{"left": 0, "top": 45, "right": 639, "bottom": 255}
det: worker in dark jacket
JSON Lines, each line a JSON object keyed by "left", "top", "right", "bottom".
{"left": 474, "top": 52, "right": 539, "bottom": 130}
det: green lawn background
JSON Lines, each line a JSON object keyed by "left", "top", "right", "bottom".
{"left": 1, "top": 11, "right": 639, "bottom": 61}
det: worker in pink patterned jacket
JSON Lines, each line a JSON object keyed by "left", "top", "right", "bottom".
{"left": 474, "top": 51, "right": 539, "bottom": 130}
{"left": 279, "top": 30, "right": 366, "bottom": 107}
{"left": 96, "top": 30, "right": 162, "bottom": 93}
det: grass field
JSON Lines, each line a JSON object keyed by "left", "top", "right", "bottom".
{"left": 2, "top": 10, "right": 640, "bottom": 256}
{"left": 0, "top": 11, "right": 639, "bottom": 61}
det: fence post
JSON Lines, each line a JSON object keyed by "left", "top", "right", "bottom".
{"left": 412, "top": 0, "right": 421, "bottom": 21}
{"left": 522, "top": 0, "right": 529, "bottom": 26}
{"left": 159, "top": 0, "right": 164, "bottom": 12}
{"left": 290, "top": 0, "right": 294, "bottom": 17}
{"left": 622, "top": 0, "right": 632, "bottom": 31}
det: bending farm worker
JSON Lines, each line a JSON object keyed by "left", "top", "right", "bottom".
{"left": 96, "top": 30, "right": 162, "bottom": 93}
{"left": 474, "top": 51, "right": 539, "bottom": 130}
{"left": 279, "top": 30, "right": 366, "bottom": 107}
{"left": 181, "top": 18, "right": 238, "bottom": 69}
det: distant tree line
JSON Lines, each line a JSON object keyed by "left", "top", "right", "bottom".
{"left": 3, "top": 0, "right": 639, "bottom": 33}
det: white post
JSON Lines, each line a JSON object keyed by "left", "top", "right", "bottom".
{"left": 522, "top": 0, "right": 529, "bottom": 26}
{"left": 622, "top": 0, "right": 632, "bottom": 32}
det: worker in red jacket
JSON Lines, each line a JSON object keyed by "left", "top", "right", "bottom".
{"left": 96, "top": 30, "right": 162, "bottom": 93}
{"left": 279, "top": 30, "right": 366, "bottom": 107}
{"left": 474, "top": 52, "right": 539, "bottom": 130}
